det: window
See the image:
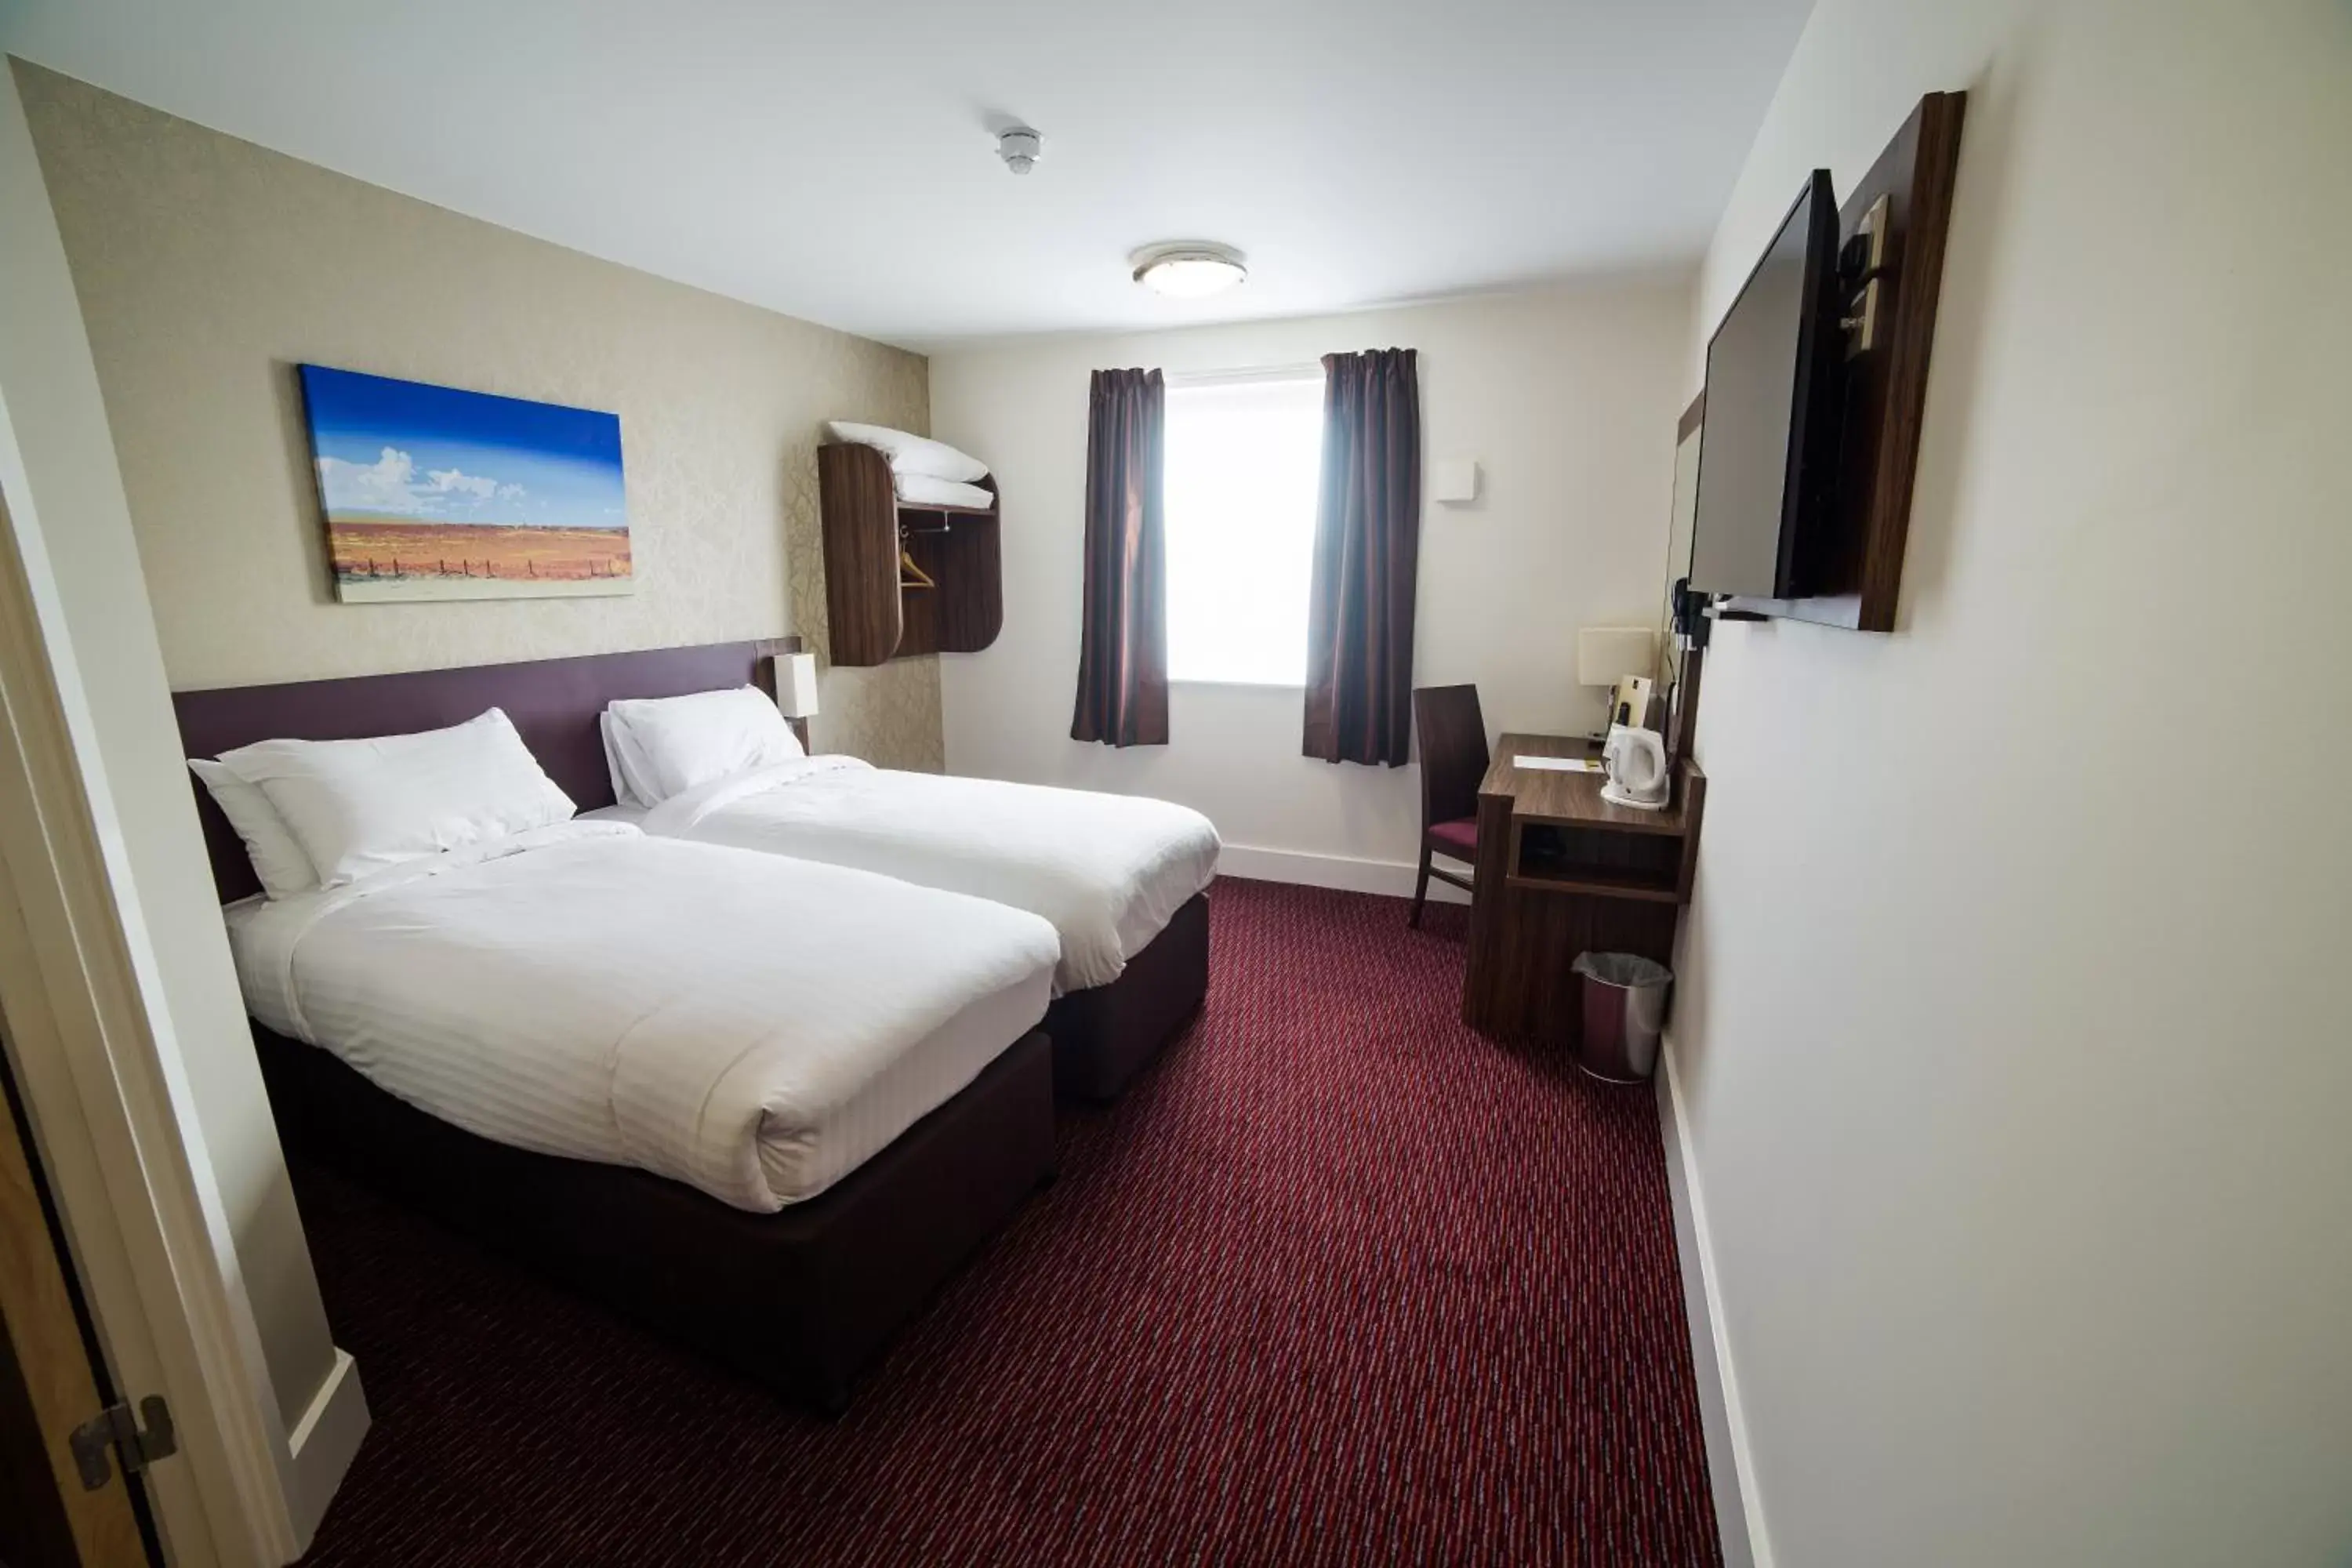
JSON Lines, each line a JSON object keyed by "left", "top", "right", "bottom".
{"left": 1163, "top": 372, "right": 1324, "bottom": 685}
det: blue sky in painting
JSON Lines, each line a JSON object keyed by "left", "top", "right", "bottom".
{"left": 299, "top": 365, "right": 626, "bottom": 529}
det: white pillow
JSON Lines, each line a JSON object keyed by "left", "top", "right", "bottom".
{"left": 604, "top": 686, "right": 804, "bottom": 805}
{"left": 187, "top": 758, "right": 319, "bottom": 898}
{"left": 825, "top": 421, "right": 989, "bottom": 484}
{"left": 220, "top": 709, "right": 575, "bottom": 889}
{"left": 893, "top": 473, "right": 995, "bottom": 510}
{"left": 597, "top": 710, "right": 662, "bottom": 810}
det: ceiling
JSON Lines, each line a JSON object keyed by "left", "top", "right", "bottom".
{"left": 2, "top": 0, "right": 1813, "bottom": 350}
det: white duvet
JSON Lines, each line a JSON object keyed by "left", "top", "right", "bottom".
{"left": 621, "top": 760, "right": 1220, "bottom": 993}
{"left": 227, "top": 822, "right": 1058, "bottom": 1212}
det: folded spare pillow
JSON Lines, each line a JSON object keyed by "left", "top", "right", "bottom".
{"left": 604, "top": 684, "right": 805, "bottom": 806}
{"left": 220, "top": 708, "right": 575, "bottom": 889}
{"left": 892, "top": 472, "right": 995, "bottom": 511}
{"left": 187, "top": 757, "right": 319, "bottom": 898}
{"left": 825, "top": 420, "right": 989, "bottom": 484}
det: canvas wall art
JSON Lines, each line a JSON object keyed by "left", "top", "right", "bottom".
{"left": 297, "top": 365, "right": 632, "bottom": 602}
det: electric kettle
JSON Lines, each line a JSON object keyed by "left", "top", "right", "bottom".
{"left": 1599, "top": 724, "right": 1670, "bottom": 811}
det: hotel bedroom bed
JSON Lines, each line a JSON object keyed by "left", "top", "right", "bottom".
{"left": 590, "top": 677, "right": 1219, "bottom": 1102}
{"left": 174, "top": 646, "right": 1064, "bottom": 1412}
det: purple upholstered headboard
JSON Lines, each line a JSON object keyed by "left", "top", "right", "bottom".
{"left": 172, "top": 637, "right": 798, "bottom": 904}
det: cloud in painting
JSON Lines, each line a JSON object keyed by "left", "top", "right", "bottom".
{"left": 318, "top": 446, "right": 529, "bottom": 518}
{"left": 425, "top": 466, "right": 499, "bottom": 500}
{"left": 318, "top": 445, "right": 424, "bottom": 515}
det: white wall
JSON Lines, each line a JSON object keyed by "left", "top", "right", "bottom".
{"left": 929, "top": 280, "right": 1691, "bottom": 888}
{"left": 0, "top": 57, "right": 358, "bottom": 1546}
{"left": 1670, "top": 2, "right": 2352, "bottom": 1563}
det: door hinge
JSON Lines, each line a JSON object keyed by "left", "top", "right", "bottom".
{"left": 68, "top": 1396, "right": 176, "bottom": 1491}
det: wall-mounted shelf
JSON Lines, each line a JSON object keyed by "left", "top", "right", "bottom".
{"left": 817, "top": 442, "right": 1004, "bottom": 666}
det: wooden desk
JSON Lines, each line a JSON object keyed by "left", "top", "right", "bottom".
{"left": 1461, "top": 734, "right": 1706, "bottom": 1047}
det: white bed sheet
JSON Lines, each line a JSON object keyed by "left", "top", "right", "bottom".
{"left": 225, "top": 822, "right": 1057, "bottom": 1212}
{"left": 593, "top": 760, "right": 1220, "bottom": 993}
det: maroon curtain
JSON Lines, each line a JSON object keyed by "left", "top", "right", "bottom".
{"left": 1071, "top": 368, "right": 1169, "bottom": 746}
{"left": 1302, "top": 349, "right": 1421, "bottom": 766}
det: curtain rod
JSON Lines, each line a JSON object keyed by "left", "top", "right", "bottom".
{"left": 1161, "top": 362, "right": 1325, "bottom": 388}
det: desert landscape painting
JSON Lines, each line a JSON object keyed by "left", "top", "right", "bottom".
{"left": 299, "top": 365, "right": 633, "bottom": 603}
{"left": 326, "top": 519, "right": 631, "bottom": 599}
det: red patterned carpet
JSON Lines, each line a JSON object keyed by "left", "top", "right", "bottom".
{"left": 295, "top": 878, "right": 1720, "bottom": 1566}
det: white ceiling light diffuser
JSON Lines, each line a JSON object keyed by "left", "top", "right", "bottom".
{"left": 1132, "top": 242, "right": 1249, "bottom": 299}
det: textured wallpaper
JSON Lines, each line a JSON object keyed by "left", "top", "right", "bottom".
{"left": 20, "top": 64, "right": 943, "bottom": 771}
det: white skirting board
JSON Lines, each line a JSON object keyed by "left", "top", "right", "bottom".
{"left": 1657, "top": 1036, "right": 1769, "bottom": 1568}
{"left": 1215, "top": 844, "right": 1473, "bottom": 902}
{"left": 283, "top": 1347, "right": 369, "bottom": 1548}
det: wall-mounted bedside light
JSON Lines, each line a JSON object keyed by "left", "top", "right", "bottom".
{"left": 772, "top": 652, "right": 820, "bottom": 720}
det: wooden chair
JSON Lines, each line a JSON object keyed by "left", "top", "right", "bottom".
{"left": 1411, "top": 684, "right": 1490, "bottom": 929}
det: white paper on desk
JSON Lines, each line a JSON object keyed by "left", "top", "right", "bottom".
{"left": 1515, "top": 755, "right": 1602, "bottom": 772}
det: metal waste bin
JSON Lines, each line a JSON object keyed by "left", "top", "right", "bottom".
{"left": 1571, "top": 952, "right": 1671, "bottom": 1083}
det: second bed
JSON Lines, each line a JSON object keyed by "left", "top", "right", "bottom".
{"left": 593, "top": 679, "right": 1221, "bottom": 1099}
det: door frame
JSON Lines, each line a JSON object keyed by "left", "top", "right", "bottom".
{"left": 0, "top": 476, "right": 303, "bottom": 1562}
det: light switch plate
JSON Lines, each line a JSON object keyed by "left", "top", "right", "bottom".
{"left": 1432, "top": 457, "right": 1479, "bottom": 505}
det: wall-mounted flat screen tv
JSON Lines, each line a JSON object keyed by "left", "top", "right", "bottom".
{"left": 1688, "top": 169, "right": 1843, "bottom": 601}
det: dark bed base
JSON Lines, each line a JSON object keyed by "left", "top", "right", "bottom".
{"left": 1044, "top": 891, "right": 1211, "bottom": 1102}
{"left": 256, "top": 1023, "right": 1057, "bottom": 1414}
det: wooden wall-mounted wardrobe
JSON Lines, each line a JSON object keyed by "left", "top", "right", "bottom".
{"left": 817, "top": 443, "right": 1004, "bottom": 666}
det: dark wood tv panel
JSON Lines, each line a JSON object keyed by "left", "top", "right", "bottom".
{"left": 1727, "top": 89, "right": 1966, "bottom": 633}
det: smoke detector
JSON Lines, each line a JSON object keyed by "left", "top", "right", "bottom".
{"left": 997, "top": 126, "right": 1041, "bottom": 176}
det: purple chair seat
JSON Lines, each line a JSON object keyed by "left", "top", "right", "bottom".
{"left": 1428, "top": 818, "right": 1479, "bottom": 858}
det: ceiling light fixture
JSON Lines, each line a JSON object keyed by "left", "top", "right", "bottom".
{"left": 1132, "top": 242, "right": 1248, "bottom": 299}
